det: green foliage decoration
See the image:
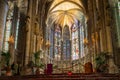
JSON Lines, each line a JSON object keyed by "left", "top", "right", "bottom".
{"left": 1, "top": 51, "right": 11, "bottom": 66}
{"left": 95, "top": 52, "right": 109, "bottom": 73}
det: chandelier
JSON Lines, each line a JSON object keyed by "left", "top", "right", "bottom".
{"left": 8, "top": 35, "right": 14, "bottom": 44}
{"left": 45, "top": 40, "right": 51, "bottom": 49}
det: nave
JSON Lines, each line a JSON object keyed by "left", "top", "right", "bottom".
{"left": 0, "top": 0, "right": 120, "bottom": 79}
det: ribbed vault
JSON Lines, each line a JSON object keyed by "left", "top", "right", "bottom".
{"left": 46, "top": 0, "right": 87, "bottom": 28}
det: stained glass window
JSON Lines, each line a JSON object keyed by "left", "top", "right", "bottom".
{"left": 2, "top": 19, "right": 12, "bottom": 51}
{"left": 14, "top": 18, "right": 19, "bottom": 49}
{"left": 47, "top": 0, "right": 87, "bottom": 61}
{"left": 54, "top": 25, "right": 61, "bottom": 61}
{"left": 63, "top": 40, "right": 70, "bottom": 60}
{"left": 79, "top": 25, "right": 84, "bottom": 58}
{"left": 72, "top": 24, "right": 79, "bottom": 60}
{"left": 50, "top": 27, "right": 54, "bottom": 58}
{"left": 2, "top": 6, "right": 20, "bottom": 52}
{"left": 63, "top": 25, "right": 70, "bottom": 60}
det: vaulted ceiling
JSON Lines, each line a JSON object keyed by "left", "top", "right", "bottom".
{"left": 46, "top": 0, "right": 87, "bottom": 29}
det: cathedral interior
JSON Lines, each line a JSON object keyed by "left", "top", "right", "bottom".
{"left": 0, "top": 0, "right": 120, "bottom": 78}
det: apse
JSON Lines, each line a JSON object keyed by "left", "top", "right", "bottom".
{"left": 46, "top": 0, "right": 88, "bottom": 61}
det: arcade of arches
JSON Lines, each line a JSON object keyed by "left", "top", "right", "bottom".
{"left": 0, "top": 0, "right": 120, "bottom": 75}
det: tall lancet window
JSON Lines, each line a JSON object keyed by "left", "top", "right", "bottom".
{"left": 3, "top": 19, "right": 12, "bottom": 51}
{"left": 63, "top": 25, "right": 70, "bottom": 60}
{"left": 2, "top": 8, "right": 13, "bottom": 52}
{"left": 71, "top": 24, "right": 79, "bottom": 60}
{"left": 14, "top": 16, "right": 20, "bottom": 49}
{"left": 50, "top": 26, "right": 54, "bottom": 59}
{"left": 54, "top": 25, "right": 62, "bottom": 61}
{"left": 79, "top": 25, "right": 85, "bottom": 58}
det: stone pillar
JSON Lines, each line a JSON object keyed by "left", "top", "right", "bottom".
{"left": 25, "top": 18, "right": 30, "bottom": 65}
{"left": 29, "top": 0, "right": 36, "bottom": 62}
{"left": 99, "top": 29, "right": 104, "bottom": 52}
{"left": 106, "top": 26, "right": 113, "bottom": 53}
{"left": 10, "top": 3, "right": 19, "bottom": 64}
{"left": 0, "top": 0, "right": 8, "bottom": 75}
{"left": 105, "top": 26, "right": 119, "bottom": 73}
{"left": 25, "top": 0, "right": 33, "bottom": 65}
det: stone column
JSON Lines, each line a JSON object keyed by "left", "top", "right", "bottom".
{"left": 106, "top": 26, "right": 113, "bottom": 53}
{"left": 25, "top": 18, "right": 31, "bottom": 65}
{"left": 106, "top": 26, "right": 119, "bottom": 73}
{"left": 0, "top": 0, "right": 8, "bottom": 75}
{"left": 25, "top": 0, "right": 33, "bottom": 65}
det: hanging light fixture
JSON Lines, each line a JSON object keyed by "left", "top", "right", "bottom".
{"left": 40, "top": 37, "right": 43, "bottom": 45}
{"left": 8, "top": 35, "right": 14, "bottom": 44}
{"left": 83, "top": 38, "right": 88, "bottom": 45}
{"left": 91, "top": 33, "right": 95, "bottom": 44}
{"left": 45, "top": 40, "right": 51, "bottom": 49}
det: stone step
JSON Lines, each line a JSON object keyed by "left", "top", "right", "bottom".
{"left": 0, "top": 73, "right": 119, "bottom": 80}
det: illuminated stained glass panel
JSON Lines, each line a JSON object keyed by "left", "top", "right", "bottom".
{"left": 63, "top": 40, "right": 70, "bottom": 60}
{"left": 3, "top": 19, "right": 12, "bottom": 51}
{"left": 14, "top": 18, "right": 19, "bottom": 49}
{"left": 54, "top": 25, "right": 61, "bottom": 61}
{"left": 66, "top": 40, "right": 70, "bottom": 59}
{"left": 63, "top": 26, "right": 70, "bottom": 60}
{"left": 63, "top": 41, "right": 67, "bottom": 60}
{"left": 72, "top": 24, "right": 79, "bottom": 60}
{"left": 47, "top": 0, "right": 87, "bottom": 61}
{"left": 50, "top": 27, "right": 54, "bottom": 58}
{"left": 80, "top": 25, "right": 84, "bottom": 58}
